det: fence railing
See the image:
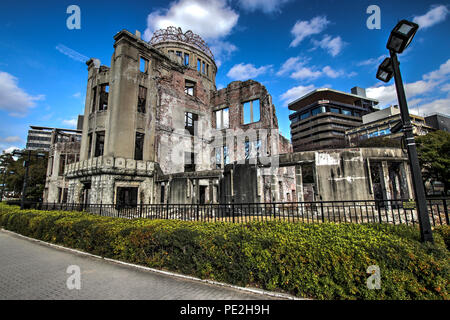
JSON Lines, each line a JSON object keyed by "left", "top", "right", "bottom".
{"left": 14, "top": 198, "right": 449, "bottom": 226}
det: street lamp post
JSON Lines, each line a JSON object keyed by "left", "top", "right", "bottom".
{"left": 20, "top": 150, "right": 31, "bottom": 210}
{"left": 376, "top": 20, "right": 433, "bottom": 243}
{"left": 13, "top": 149, "right": 46, "bottom": 210}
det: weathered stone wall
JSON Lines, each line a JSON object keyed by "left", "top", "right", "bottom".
{"left": 64, "top": 29, "right": 296, "bottom": 206}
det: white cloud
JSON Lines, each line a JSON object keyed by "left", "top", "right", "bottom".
{"left": 280, "top": 84, "right": 316, "bottom": 106}
{"left": 72, "top": 92, "right": 81, "bottom": 98}
{"left": 412, "top": 98, "right": 450, "bottom": 115}
{"left": 441, "top": 83, "right": 450, "bottom": 92}
{"left": 0, "top": 136, "right": 22, "bottom": 143}
{"left": 2, "top": 146, "right": 20, "bottom": 154}
{"left": 62, "top": 119, "right": 77, "bottom": 128}
{"left": 226, "top": 63, "right": 272, "bottom": 80}
{"left": 0, "top": 71, "right": 45, "bottom": 117}
{"left": 366, "top": 80, "right": 438, "bottom": 107}
{"left": 312, "top": 35, "right": 346, "bottom": 57}
{"left": 143, "top": 0, "right": 239, "bottom": 41}
{"left": 357, "top": 55, "right": 386, "bottom": 67}
{"left": 367, "top": 59, "right": 450, "bottom": 108}
{"left": 209, "top": 40, "right": 238, "bottom": 67}
{"left": 423, "top": 59, "right": 450, "bottom": 81}
{"left": 277, "top": 58, "right": 351, "bottom": 80}
{"left": 238, "top": 0, "right": 292, "bottom": 14}
{"left": 276, "top": 57, "right": 308, "bottom": 76}
{"left": 56, "top": 44, "right": 89, "bottom": 63}
{"left": 290, "top": 16, "right": 330, "bottom": 47}
{"left": 322, "top": 66, "right": 343, "bottom": 78}
{"left": 290, "top": 67, "right": 322, "bottom": 80}
{"left": 413, "top": 5, "right": 449, "bottom": 29}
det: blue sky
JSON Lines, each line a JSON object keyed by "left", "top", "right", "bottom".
{"left": 1, "top": 0, "right": 449, "bottom": 152}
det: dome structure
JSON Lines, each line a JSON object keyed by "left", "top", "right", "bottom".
{"left": 149, "top": 26, "right": 215, "bottom": 61}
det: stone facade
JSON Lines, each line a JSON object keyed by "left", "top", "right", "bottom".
{"left": 63, "top": 27, "right": 294, "bottom": 206}
{"left": 43, "top": 129, "right": 81, "bottom": 203}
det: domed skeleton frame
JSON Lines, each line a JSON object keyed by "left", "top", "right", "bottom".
{"left": 149, "top": 26, "right": 215, "bottom": 61}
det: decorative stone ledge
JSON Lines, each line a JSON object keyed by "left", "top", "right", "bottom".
{"left": 65, "top": 156, "right": 156, "bottom": 178}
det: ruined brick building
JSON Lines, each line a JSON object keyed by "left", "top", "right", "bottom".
{"left": 64, "top": 27, "right": 294, "bottom": 206}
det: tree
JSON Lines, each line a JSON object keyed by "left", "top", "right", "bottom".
{"left": 0, "top": 153, "right": 15, "bottom": 200}
{"left": 416, "top": 130, "right": 450, "bottom": 196}
{"left": 358, "top": 136, "right": 402, "bottom": 148}
{"left": 3, "top": 150, "right": 48, "bottom": 201}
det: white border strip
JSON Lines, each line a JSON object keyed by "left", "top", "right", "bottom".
{"left": 0, "top": 228, "right": 303, "bottom": 300}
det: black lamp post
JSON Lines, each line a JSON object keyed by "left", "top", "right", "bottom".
{"left": 376, "top": 20, "right": 433, "bottom": 243}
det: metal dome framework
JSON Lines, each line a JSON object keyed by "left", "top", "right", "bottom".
{"left": 149, "top": 26, "right": 215, "bottom": 61}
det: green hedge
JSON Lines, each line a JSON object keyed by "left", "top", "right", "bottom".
{"left": 0, "top": 203, "right": 448, "bottom": 300}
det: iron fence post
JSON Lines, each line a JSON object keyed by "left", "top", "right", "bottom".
{"left": 273, "top": 203, "right": 276, "bottom": 220}
{"left": 444, "top": 199, "right": 449, "bottom": 225}
{"left": 321, "top": 202, "right": 325, "bottom": 223}
{"left": 232, "top": 200, "right": 235, "bottom": 223}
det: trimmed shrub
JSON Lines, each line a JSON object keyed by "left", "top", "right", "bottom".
{"left": 0, "top": 203, "right": 448, "bottom": 300}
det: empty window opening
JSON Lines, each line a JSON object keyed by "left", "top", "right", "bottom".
{"left": 197, "top": 59, "right": 201, "bottom": 72}
{"left": 91, "top": 87, "right": 97, "bottom": 113}
{"left": 243, "top": 99, "right": 260, "bottom": 124}
{"left": 184, "top": 152, "right": 196, "bottom": 172}
{"left": 94, "top": 131, "right": 105, "bottom": 157}
{"left": 87, "top": 133, "right": 93, "bottom": 158}
{"left": 223, "top": 145, "right": 229, "bottom": 165}
{"left": 140, "top": 57, "right": 149, "bottom": 73}
{"left": 215, "top": 107, "right": 229, "bottom": 129}
{"left": 215, "top": 147, "right": 222, "bottom": 169}
{"left": 206, "top": 64, "right": 209, "bottom": 76}
{"left": 176, "top": 51, "right": 182, "bottom": 57}
{"left": 202, "top": 61, "right": 206, "bottom": 74}
{"left": 215, "top": 145, "right": 229, "bottom": 169}
{"left": 185, "top": 112, "right": 198, "bottom": 136}
{"left": 116, "top": 187, "right": 138, "bottom": 208}
{"left": 134, "top": 132, "right": 144, "bottom": 161}
{"left": 99, "top": 84, "right": 109, "bottom": 111}
{"left": 278, "top": 181, "right": 283, "bottom": 201}
{"left": 184, "top": 80, "right": 195, "bottom": 96}
{"left": 137, "top": 86, "right": 147, "bottom": 113}
{"left": 245, "top": 139, "right": 261, "bottom": 159}
{"left": 160, "top": 184, "right": 165, "bottom": 203}
{"left": 59, "top": 154, "right": 66, "bottom": 175}
{"left": 184, "top": 53, "right": 190, "bottom": 66}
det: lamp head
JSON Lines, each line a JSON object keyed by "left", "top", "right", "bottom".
{"left": 376, "top": 58, "right": 394, "bottom": 82}
{"left": 387, "top": 20, "right": 419, "bottom": 54}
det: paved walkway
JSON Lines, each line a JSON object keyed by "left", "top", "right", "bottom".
{"left": 0, "top": 230, "right": 275, "bottom": 300}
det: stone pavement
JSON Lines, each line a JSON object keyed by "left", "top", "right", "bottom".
{"left": 0, "top": 230, "right": 276, "bottom": 300}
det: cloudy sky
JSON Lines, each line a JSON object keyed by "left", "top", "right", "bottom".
{"left": 0, "top": 0, "right": 449, "bottom": 152}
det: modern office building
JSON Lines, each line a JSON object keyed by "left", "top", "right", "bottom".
{"left": 425, "top": 113, "right": 450, "bottom": 132}
{"left": 288, "top": 87, "right": 378, "bottom": 151}
{"left": 26, "top": 127, "right": 53, "bottom": 151}
{"left": 345, "top": 105, "right": 433, "bottom": 146}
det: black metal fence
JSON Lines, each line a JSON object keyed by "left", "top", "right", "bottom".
{"left": 20, "top": 198, "right": 449, "bottom": 226}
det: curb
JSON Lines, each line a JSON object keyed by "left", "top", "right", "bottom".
{"left": 0, "top": 228, "right": 303, "bottom": 300}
